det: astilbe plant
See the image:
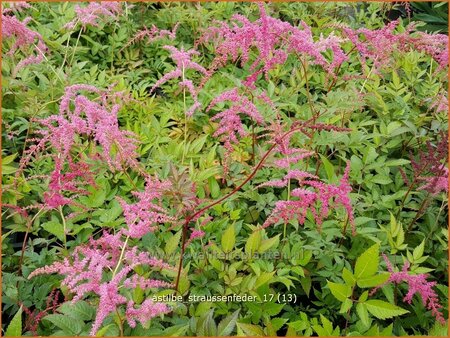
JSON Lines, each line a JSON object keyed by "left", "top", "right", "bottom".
{"left": 117, "top": 176, "right": 176, "bottom": 239}
{"left": 370, "top": 255, "right": 445, "bottom": 324}
{"left": 150, "top": 46, "right": 207, "bottom": 116}
{"left": 28, "top": 231, "right": 174, "bottom": 336}
{"left": 1, "top": 2, "right": 48, "bottom": 76}
{"left": 15, "top": 2, "right": 448, "bottom": 335}
{"left": 64, "top": 2, "right": 122, "bottom": 30}
{"left": 260, "top": 161, "right": 354, "bottom": 234}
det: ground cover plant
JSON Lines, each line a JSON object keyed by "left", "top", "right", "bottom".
{"left": 1, "top": 1, "right": 448, "bottom": 336}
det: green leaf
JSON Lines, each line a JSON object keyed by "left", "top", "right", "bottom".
{"left": 221, "top": 224, "right": 235, "bottom": 253}
{"left": 237, "top": 323, "right": 264, "bottom": 336}
{"left": 413, "top": 240, "right": 425, "bottom": 260}
{"left": 255, "top": 271, "right": 275, "bottom": 289}
{"left": 365, "top": 300, "right": 409, "bottom": 319}
{"left": 245, "top": 231, "right": 261, "bottom": 255}
{"left": 43, "top": 314, "right": 84, "bottom": 335}
{"left": 208, "top": 177, "right": 220, "bottom": 199}
{"left": 327, "top": 281, "right": 352, "bottom": 302}
{"left": 165, "top": 230, "right": 182, "bottom": 255}
{"left": 339, "top": 298, "right": 353, "bottom": 314}
{"left": 197, "top": 309, "right": 217, "bottom": 336}
{"left": 4, "top": 306, "right": 22, "bottom": 336}
{"left": 356, "top": 303, "right": 370, "bottom": 328}
{"left": 342, "top": 268, "right": 356, "bottom": 287}
{"left": 258, "top": 234, "right": 280, "bottom": 253}
{"left": 41, "top": 221, "right": 65, "bottom": 242}
{"left": 319, "top": 155, "right": 336, "bottom": 182}
{"left": 217, "top": 309, "right": 240, "bottom": 336}
{"left": 58, "top": 301, "right": 95, "bottom": 321}
{"left": 354, "top": 243, "right": 379, "bottom": 279}
{"left": 357, "top": 273, "right": 390, "bottom": 288}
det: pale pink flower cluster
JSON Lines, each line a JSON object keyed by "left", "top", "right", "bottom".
{"left": 343, "top": 21, "right": 448, "bottom": 71}
{"left": 42, "top": 84, "right": 140, "bottom": 171}
{"left": 198, "top": 3, "right": 347, "bottom": 88}
{"left": 2, "top": 5, "right": 48, "bottom": 76}
{"left": 151, "top": 46, "right": 207, "bottom": 116}
{"left": 184, "top": 229, "right": 206, "bottom": 249}
{"left": 430, "top": 92, "right": 448, "bottom": 113}
{"left": 118, "top": 176, "right": 176, "bottom": 238}
{"left": 29, "top": 231, "right": 173, "bottom": 335}
{"left": 264, "top": 118, "right": 315, "bottom": 168}
{"left": 261, "top": 162, "right": 355, "bottom": 234}
{"left": 370, "top": 255, "right": 445, "bottom": 324}
{"left": 206, "top": 88, "right": 265, "bottom": 174}
{"left": 43, "top": 160, "right": 95, "bottom": 209}
{"left": 207, "top": 88, "right": 264, "bottom": 150}
{"left": 64, "top": 2, "right": 122, "bottom": 30}
{"left": 418, "top": 165, "right": 448, "bottom": 196}
{"left": 411, "top": 31, "right": 448, "bottom": 70}
{"left": 125, "top": 23, "right": 179, "bottom": 47}
{"left": 342, "top": 20, "right": 410, "bottom": 70}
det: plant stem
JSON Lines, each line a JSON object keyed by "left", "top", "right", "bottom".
{"left": 19, "top": 207, "right": 45, "bottom": 276}
{"left": 59, "top": 206, "right": 67, "bottom": 251}
{"left": 181, "top": 65, "right": 188, "bottom": 165}
{"left": 112, "top": 235, "right": 130, "bottom": 278}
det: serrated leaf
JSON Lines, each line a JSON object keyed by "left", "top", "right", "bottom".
{"left": 365, "top": 300, "right": 409, "bottom": 319}
{"left": 357, "top": 273, "right": 390, "bottom": 288}
{"left": 237, "top": 323, "right": 264, "bottom": 336}
{"left": 413, "top": 240, "right": 425, "bottom": 260}
{"left": 221, "top": 224, "right": 235, "bottom": 253}
{"left": 245, "top": 231, "right": 261, "bottom": 255}
{"left": 258, "top": 234, "right": 280, "bottom": 253}
{"left": 4, "top": 306, "right": 22, "bottom": 336}
{"left": 165, "top": 230, "right": 182, "bottom": 255}
{"left": 41, "top": 221, "right": 65, "bottom": 242}
{"left": 255, "top": 271, "right": 275, "bottom": 289}
{"left": 342, "top": 267, "right": 356, "bottom": 287}
{"left": 355, "top": 243, "right": 380, "bottom": 279}
{"left": 339, "top": 298, "right": 353, "bottom": 313}
{"left": 58, "top": 300, "right": 95, "bottom": 321}
{"left": 356, "top": 303, "right": 370, "bottom": 328}
{"left": 327, "top": 281, "right": 352, "bottom": 302}
{"left": 43, "top": 313, "right": 84, "bottom": 335}
{"left": 217, "top": 309, "right": 240, "bottom": 336}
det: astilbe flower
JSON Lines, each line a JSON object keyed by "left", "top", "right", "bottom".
{"left": 43, "top": 159, "right": 95, "bottom": 209}
{"left": 206, "top": 88, "right": 265, "bottom": 174}
{"left": 342, "top": 21, "right": 448, "bottom": 72}
{"left": 28, "top": 231, "right": 173, "bottom": 335}
{"left": 418, "top": 165, "right": 448, "bottom": 196}
{"left": 150, "top": 46, "right": 207, "bottom": 116}
{"left": 430, "top": 92, "right": 448, "bottom": 113}
{"left": 2, "top": 5, "right": 48, "bottom": 76}
{"left": 341, "top": 20, "right": 410, "bottom": 71}
{"left": 410, "top": 31, "right": 448, "bottom": 70}
{"left": 406, "top": 133, "right": 448, "bottom": 195}
{"left": 370, "top": 255, "right": 445, "bottom": 324}
{"left": 39, "top": 84, "right": 139, "bottom": 171}
{"left": 121, "top": 23, "right": 179, "bottom": 51}
{"left": 64, "top": 2, "right": 122, "bottom": 30}
{"left": 117, "top": 176, "right": 176, "bottom": 239}
{"left": 262, "top": 117, "right": 314, "bottom": 168}
{"left": 197, "top": 3, "right": 347, "bottom": 89}
{"left": 261, "top": 162, "right": 355, "bottom": 234}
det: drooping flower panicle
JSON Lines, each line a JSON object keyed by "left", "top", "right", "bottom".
{"left": 29, "top": 231, "right": 173, "bottom": 336}
{"left": 370, "top": 255, "right": 445, "bottom": 324}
